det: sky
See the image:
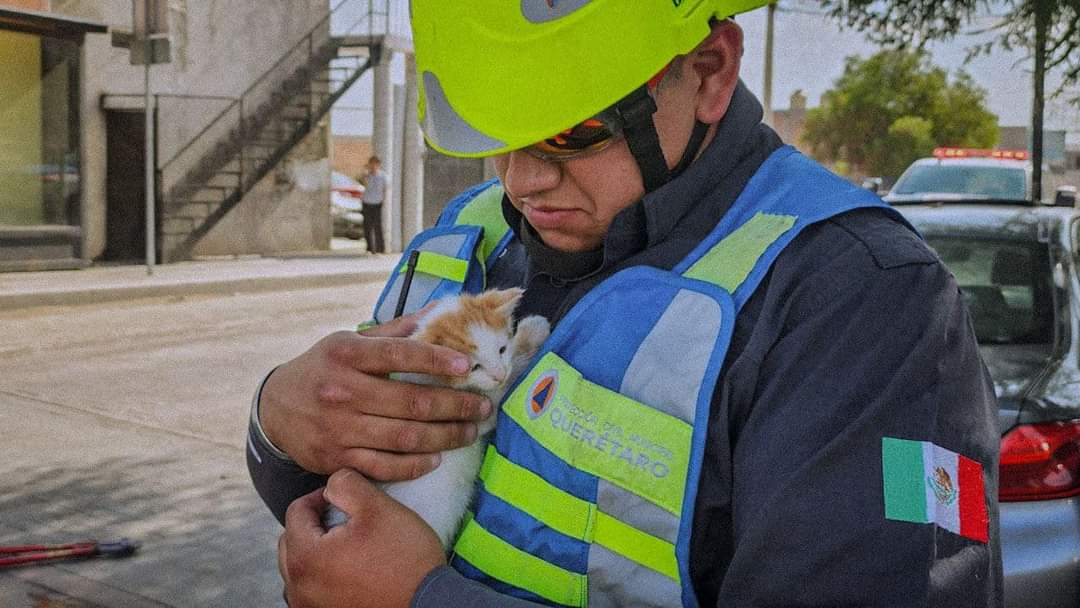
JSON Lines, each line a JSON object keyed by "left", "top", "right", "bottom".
{"left": 735, "top": 3, "right": 1074, "bottom": 132}
{"left": 331, "top": 2, "right": 1079, "bottom": 142}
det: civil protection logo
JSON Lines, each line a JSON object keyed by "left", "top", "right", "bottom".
{"left": 526, "top": 370, "right": 558, "bottom": 419}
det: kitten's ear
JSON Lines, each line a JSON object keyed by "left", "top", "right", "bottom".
{"left": 484, "top": 287, "right": 524, "bottom": 317}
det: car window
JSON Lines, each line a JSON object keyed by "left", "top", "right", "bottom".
{"left": 894, "top": 165, "right": 1027, "bottom": 200}
{"left": 926, "top": 237, "right": 1053, "bottom": 345}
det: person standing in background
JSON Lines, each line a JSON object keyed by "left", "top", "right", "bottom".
{"left": 360, "top": 156, "right": 386, "bottom": 254}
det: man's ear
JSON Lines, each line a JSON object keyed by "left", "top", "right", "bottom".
{"left": 689, "top": 20, "right": 743, "bottom": 123}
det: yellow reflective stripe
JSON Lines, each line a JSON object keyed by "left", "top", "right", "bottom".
{"left": 398, "top": 251, "right": 468, "bottom": 283}
{"left": 503, "top": 352, "right": 692, "bottom": 515}
{"left": 479, "top": 446, "right": 679, "bottom": 581}
{"left": 480, "top": 445, "right": 596, "bottom": 540}
{"left": 454, "top": 519, "right": 587, "bottom": 607}
{"left": 683, "top": 212, "right": 796, "bottom": 290}
{"left": 594, "top": 511, "right": 680, "bottom": 582}
{"left": 455, "top": 184, "right": 510, "bottom": 264}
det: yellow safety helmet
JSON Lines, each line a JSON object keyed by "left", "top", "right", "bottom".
{"left": 412, "top": 0, "right": 770, "bottom": 160}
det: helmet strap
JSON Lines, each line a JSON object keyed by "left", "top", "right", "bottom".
{"left": 615, "top": 87, "right": 711, "bottom": 193}
{"left": 671, "top": 119, "right": 710, "bottom": 178}
{"left": 615, "top": 86, "right": 670, "bottom": 193}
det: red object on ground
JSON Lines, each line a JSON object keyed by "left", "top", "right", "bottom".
{"left": 0, "top": 539, "right": 140, "bottom": 569}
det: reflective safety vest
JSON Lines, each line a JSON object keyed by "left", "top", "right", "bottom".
{"left": 375, "top": 147, "right": 905, "bottom": 607}
{"left": 372, "top": 177, "right": 512, "bottom": 323}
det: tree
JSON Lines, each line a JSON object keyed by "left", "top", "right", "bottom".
{"left": 801, "top": 49, "right": 999, "bottom": 179}
{"left": 815, "top": 0, "right": 1080, "bottom": 200}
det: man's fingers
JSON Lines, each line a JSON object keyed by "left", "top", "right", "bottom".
{"left": 347, "top": 336, "right": 470, "bottom": 377}
{"left": 339, "top": 414, "right": 478, "bottom": 454}
{"left": 358, "top": 303, "right": 437, "bottom": 338}
{"left": 339, "top": 447, "right": 443, "bottom": 482}
{"left": 284, "top": 488, "right": 328, "bottom": 550}
{"left": 338, "top": 375, "right": 491, "bottom": 422}
{"left": 277, "top": 533, "right": 288, "bottom": 580}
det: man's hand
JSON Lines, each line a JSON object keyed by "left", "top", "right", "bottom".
{"left": 278, "top": 469, "right": 446, "bottom": 608}
{"left": 259, "top": 310, "right": 492, "bottom": 480}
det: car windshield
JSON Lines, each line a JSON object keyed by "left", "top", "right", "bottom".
{"left": 926, "top": 237, "right": 1054, "bottom": 345}
{"left": 893, "top": 165, "right": 1027, "bottom": 200}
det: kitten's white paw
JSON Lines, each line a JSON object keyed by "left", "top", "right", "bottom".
{"left": 515, "top": 315, "right": 551, "bottom": 354}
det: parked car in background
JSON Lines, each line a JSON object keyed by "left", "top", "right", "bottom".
{"left": 895, "top": 202, "right": 1080, "bottom": 608}
{"left": 886, "top": 148, "right": 1033, "bottom": 205}
{"left": 331, "top": 171, "right": 365, "bottom": 240}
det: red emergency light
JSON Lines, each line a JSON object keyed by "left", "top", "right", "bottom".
{"left": 933, "top": 147, "right": 1030, "bottom": 161}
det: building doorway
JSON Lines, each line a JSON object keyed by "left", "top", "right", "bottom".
{"left": 103, "top": 110, "right": 157, "bottom": 262}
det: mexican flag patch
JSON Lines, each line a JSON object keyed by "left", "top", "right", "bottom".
{"left": 882, "top": 437, "right": 989, "bottom": 543}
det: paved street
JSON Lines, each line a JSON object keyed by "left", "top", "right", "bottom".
{"left": 0, "top": 282, "right": 383, "bottom": 607}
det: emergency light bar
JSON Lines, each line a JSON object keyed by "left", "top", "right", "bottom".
{"left": 933, "top": 147, "right": 1030, "bottom": 161}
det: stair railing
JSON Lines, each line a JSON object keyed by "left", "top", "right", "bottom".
{"left": 156, "top": 0, "right": 389, "bottom": 208}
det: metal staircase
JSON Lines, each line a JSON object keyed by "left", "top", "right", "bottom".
{"left": 155, "top": 0, "right": 389, "bottom": 262}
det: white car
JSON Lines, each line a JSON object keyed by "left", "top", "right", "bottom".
{"left": 885, "top": 148, "right": 1032, "bottom": 204}
{"left": 331, "top": 171, "right": 365, "bottom": 240}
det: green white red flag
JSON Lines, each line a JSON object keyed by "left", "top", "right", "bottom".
{"left": 882, "top": 437, "right": 989, "bottom": 543}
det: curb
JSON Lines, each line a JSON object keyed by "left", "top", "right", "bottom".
{"left": 0, "top": 269, "right": 391, "bottom": 311}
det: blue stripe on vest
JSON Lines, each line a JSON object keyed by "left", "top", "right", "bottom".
{"left": 471, "top": 487, "right": 589, "bottom": 574}
{"left": 451, "top": 555, "right": 571, "bottom": 607}
{"left": 554, "top": 279, "right": 674, "bottom": 393}
{"left": 494, "top": 415, "right": 599, "bottom": 504}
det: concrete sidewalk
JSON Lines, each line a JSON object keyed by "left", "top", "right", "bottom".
{"left": 0, "top": 253, "right": 400, "bottom": 310}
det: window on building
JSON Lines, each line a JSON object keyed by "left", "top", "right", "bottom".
{"left": 0, "top": 29, "right": 80, "bottom": 226}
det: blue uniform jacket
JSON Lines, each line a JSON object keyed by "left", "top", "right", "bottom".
{"left": 246, "top": 82, "right": 1003, "bottom": 607}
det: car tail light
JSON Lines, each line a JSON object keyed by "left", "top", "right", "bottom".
{"left": 999, "top": 420, "right": 1080, "bottom": 501}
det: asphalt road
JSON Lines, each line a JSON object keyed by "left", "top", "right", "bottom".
{"left": 0, "top": 283, "right": 382, "bottom": 607}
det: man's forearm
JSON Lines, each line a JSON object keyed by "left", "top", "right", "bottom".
{"left": 246, "top": 370, "right": 327, "bottom": 524}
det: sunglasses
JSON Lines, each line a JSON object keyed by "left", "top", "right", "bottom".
{"left": 525, "top": 110, "right": 625, "bottom": 162}
{"left": 524, "top": 63, "right": 673, "bottom": 162}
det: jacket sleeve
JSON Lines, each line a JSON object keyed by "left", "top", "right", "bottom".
{"left": 245, "top": 369, "right": 328, "bottom": 525}
{"left": 706, "top": 221, "right": 1002, "bottom": 606}
{"left": 411, "top": 567, "right": 545, "bottom": 608}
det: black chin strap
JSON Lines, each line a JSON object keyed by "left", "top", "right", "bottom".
{"left": 615, "top": 86, "right": 670, "bottom": 194}
{"left": 671, "top": 119, "right": 710, "bottom": 178}
{"left": 615, "top": 86, "right": 711, "bottom": 194}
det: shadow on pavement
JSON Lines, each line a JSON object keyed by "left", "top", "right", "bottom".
{"left": 0, "top": 456, "right": 284, "bottom": 608}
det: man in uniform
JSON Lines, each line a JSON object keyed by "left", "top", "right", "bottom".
{"left": 248, "top": 2, "right": 1002, "bottom": 606}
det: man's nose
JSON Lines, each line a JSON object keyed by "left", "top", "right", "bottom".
{"left": 502, "top": 149, "right": 561, "bottom": 200}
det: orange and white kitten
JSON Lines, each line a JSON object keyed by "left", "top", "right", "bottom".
{"left": 326, "top": 288, "right": 550, "bottom": 549}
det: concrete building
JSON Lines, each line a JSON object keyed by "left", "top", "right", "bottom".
{"left": 771, "top": 89, "right": 809, "bottom": 153}
{"left": 0, "top": 0, "right": 403, "bottom": 271}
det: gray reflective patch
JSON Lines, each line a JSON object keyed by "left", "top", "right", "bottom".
{"left": 520, "top": 0, "right": 592, "bottom": 23}
{"left": 621, "top": 290, "right": 722, "bottom": 424}
{"left": 421, "top": 71, "right": 506, "bottom": 155}
{"left": 588, "top": 543, "right": 682, "bottom": 608}
{"left": 596, "top": 480, "right": 679, "bottom": 545}
{"left": 375, "top": 233, "right": 469, "bottom": 323}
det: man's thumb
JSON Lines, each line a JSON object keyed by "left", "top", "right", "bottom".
{"left": 324, "top": 468, "right": 382, "bottom": 520}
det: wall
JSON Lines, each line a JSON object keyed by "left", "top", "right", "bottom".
{"left": 47, "top": 0, "right": 330, "bottom": 260}
{"left": 194, "top": 123, "right": 331, "bottom": 257}
{"left": 0, "top": 0, "right": 48, "bottom": 9}
{"left": 422, "top": 146, "right": 486, "bottom": 228}
{"left": 333, "top": 135, "right": 373, "bottom": 182}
